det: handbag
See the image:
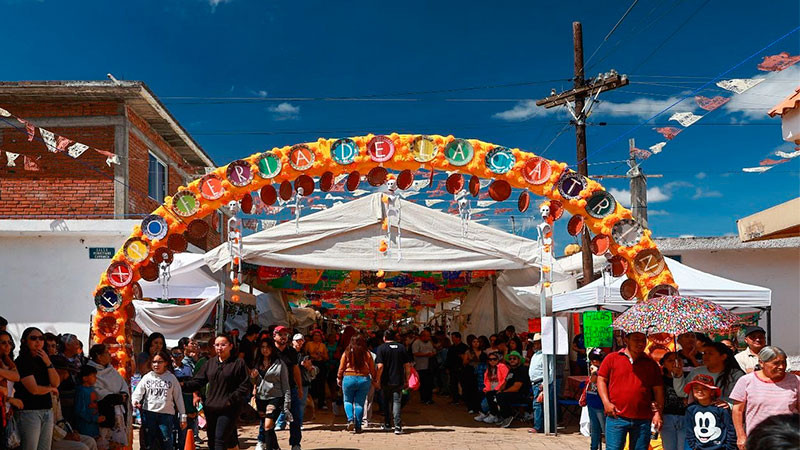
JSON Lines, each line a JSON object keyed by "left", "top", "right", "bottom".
{"left": 6, "top": 414, "right": 21, "bottom": 449}
{"left": 578, "top": 382, "right": 589, "bottom": 407}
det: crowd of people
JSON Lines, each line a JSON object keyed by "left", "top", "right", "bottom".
{"left": 0, "top": 315, "right": 797, "bottom": 450}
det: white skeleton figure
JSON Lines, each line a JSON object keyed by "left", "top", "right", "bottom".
{"left": 383, "top": 179, "right": 402, "bottom": 260}
{"left": 455, "top": 189, "right": 471, "bottom": 237}
{"left": 537, "top": 203, "right": 552, "bottom": 245}
{"left": 158, "top": 260, "right": 171, "bottom": 300}
{"left": 293, "top": 187, "right": 305, "bottom": 232}
{"left": 227, "top": 200, "right": 243, "bottom": 284}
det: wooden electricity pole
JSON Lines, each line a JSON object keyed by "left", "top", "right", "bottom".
{"left": 594, "top": 138, "right": 662, "bottom": 227}
{"left": 536, "top": 22, "right": 629, "bottom": 285}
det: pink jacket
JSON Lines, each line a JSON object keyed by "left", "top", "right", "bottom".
{"left": 483, "top": 363, "right": 510, "bottom": 392}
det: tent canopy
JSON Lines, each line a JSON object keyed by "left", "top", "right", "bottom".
{"left": 140, "top": 252, "right": 220, "bottom": 299}
{"left": 205, "top": 193, "right": 543, "bottom": 272}
{"left": 552, "top": 257, "right": 772, "bottom": 313}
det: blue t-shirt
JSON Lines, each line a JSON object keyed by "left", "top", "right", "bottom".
{"left": 74, "top": 385, "right": 100, "bottom": 437}
{"left": 684, "top": 403, "right": 735, "bottom": 450}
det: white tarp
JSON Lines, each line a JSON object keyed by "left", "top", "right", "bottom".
{"left": 139, "top": 253, "right": 220, "bottom": 300}
{"left": 552, "top": 257, "right": 772, "bottom": 313}
{"left": 133, "top": 297, "right": 219, "bottom": 346}
{"left": 460, "top": 268, "right": 542, "bottom": 337}
{"left": 205, "top": 193, "right": 543, "bottom": 272}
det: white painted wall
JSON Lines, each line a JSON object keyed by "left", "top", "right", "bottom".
{"left": 0, "top": 220, "right": 139, "bottom": 348}
{"left": 666, "top": 248, "right": 800, "bottom": 354}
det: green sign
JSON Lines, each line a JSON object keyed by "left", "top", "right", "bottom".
{"left": 583, "top": 311, "right": 613, "bottom": 348}
{"left": 257, "top": 152, "right": 282, "bottom": 178}
{"left": 444, "top": 139, "right": 474, "bottom": 166}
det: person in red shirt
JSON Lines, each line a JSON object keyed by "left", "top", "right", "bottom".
{"left": 597, "top": 332, "right": 665, "bottom": 450}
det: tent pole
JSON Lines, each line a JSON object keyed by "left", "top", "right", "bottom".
{"left": 766, "top": 306, "right": 772, "bottom": 345}
{"left": 216, "top": 269, "right": 226, "bottom": 334}
{"left": 491, "top": 274, "right": 499, "bottom": 334}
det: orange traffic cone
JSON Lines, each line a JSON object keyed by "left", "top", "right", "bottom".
{"left": 184, "top": 429, "right": 196, "bottom": 450}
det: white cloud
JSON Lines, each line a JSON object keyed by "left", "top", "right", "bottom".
{"left": 209, "top": 0, "right": 232, "bottom": 11}
{"left": 724, "top": 65, "right": 800, "bottom": 119}
{"left": 268, "top": 102, "right": 300, "bottom": 121}
{"left": 679, "top": 234, "right": 696, "bottom": 238}
{"left": 251, "top": 90, "right": 268, "bottom": 98}
{"left": 691, "top": 188, "right": 723, "bottom": 200}
{"left": 695, "top": 172, "right": 707, "bottom": 180}
{"left": 593, "top": 96, "right": 695, "bottom": 120}
{"left": 492, "top": 100, "right": 558, "bottom": 121}
{"left": 649, "top": 209, "right": 669, "bottom": 216}
{"left": 608, "top": 181, "right": 693, "bottom": 206}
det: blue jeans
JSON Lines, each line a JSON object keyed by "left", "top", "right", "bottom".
{"left": 532, "top": 384, "right": 556, "bottom": 433}
{"left": 588, "top": 406, "right": 606, "bottom": 450}
{"left": 141, "top": 410, "right": 174, "bottom": 450}
{"left": 342, "top": 375, "right": 371, "bottom": 429}
{"left": 18, "top": 409, "right": 54, "bottom": 450}
{"left": 605, "top": 416, "right": 651, "bottom": 450}
{"left": 661, "top": 414, "right": 686, "bottom": 450}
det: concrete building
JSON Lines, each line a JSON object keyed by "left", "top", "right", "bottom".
{"left": 0, "top": 81, "right": 219, "bottom": 345}
{"left": 654, "top": 236, "right": 800, "bottom": 354}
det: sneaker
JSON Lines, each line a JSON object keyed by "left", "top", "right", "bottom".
{"left": 291, "top": 446, "right": 302, "bottom": 450}
{"left": 394, "top": 426, "right": 403, "bottom": 435}
{"left": 500, "top": 416, "right": 514, "bottom": 428}
{"left": 528, "top": 428, "right": 540, "bottom": 433}
{"left": 474, "top": 412, "right": 488, "bottom": 422}
{"left": 255, "top": 442, "right": 266, "bottom": 450}
{"left": 482, "top": 414, "right": 497, "bottom": 423}
{"left": 468, "top": 409, "right": 476, "bottom": 414}
{"left": 381, "top": 423, "right": 391, "bottom": 431}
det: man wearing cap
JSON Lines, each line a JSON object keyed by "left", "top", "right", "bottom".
{"left": 273, "top": 326, "right": 304, "bottom": 450}
{"left": 597, "top": 332, "right": 664, "bottom": 450}
{"left": 495, "top": 350, "right": 531, "bottom": 428}
{"left": 734, "top": 326, "right": 766, "bottom": 373}
{"left": 527, "top": 333, "right": 554, "bottom": 434}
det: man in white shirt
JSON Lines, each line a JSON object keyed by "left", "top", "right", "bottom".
{"left": 734, "top": 326, "right": 766, "bottom": 373}
{"left": 527, "top": 333, "right": 555, "bottom": 434}
{"left": 411, "top": 330, "right": 436, "bottom": 405}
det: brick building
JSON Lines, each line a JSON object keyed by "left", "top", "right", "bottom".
{"left": 0, "top": 80, "right": 221, "bottom": 344}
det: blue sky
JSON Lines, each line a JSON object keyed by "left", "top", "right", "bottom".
{"left": 2, "top": 0, "right": 799, "bottom": 242}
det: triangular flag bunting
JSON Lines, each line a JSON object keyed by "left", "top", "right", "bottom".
{"left": 669, "top": 112, "right": 702, "bottom": 127}
{"left": 39, "top": 128, "right": 59, "bottom": 152}
{"left": 67, "top": 142, "right": 89, "bottom": 159}
{"left": 649, "top": 142, "right": 667, "bottom": 154}
{"left": 757, "top": 52, "right": 800, "bottom": 72}
{"left": 775, "top": 150, "right": 800, "bottom": 159}
{"left": 633, "top": 147, "right": 652, "bottom": 160}
{"left": 5, "top": 151, "right": 19, "bottom": 167}
{"left": 424, "top": 199, "right": 445, "bottom": 207}
{"left": 716, "top": 78, "right": 764, "bottom": 94}
{"left": 23, "top": 156, "right": 40, "bottom": 171}
{"left": 695, "top": 95, "right": 730, "bottom": 111}
{"left": 654, "top": 127, "right": 682, "bottom": 140}
{"left": 742, "top": 166, "right": 772, "bottom": 173}
{"left": 0, "top": 107, "right": 10, "bottom": 117}
{"left": 18, "top": 119, "right": 36, "bottom": 141}
{"left": 55, "top": 136, "right": 73, "bottom": 152}
{"left": 94, "top": 149, "right": 120, "bottom": 166}
{"left": 759, "top": 158, "right": 789, "bottom": 166}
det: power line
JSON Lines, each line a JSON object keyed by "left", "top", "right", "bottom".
{"left": 584, "top": 0, "right": 640, "bottom": 67}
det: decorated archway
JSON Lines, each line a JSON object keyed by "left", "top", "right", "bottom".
{"left": 92, "top": 133, "right": 677, "bottom": 376}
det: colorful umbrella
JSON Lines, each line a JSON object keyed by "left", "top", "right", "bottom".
{"left": 612, "top": 295, "right": 740, "bottom": 335}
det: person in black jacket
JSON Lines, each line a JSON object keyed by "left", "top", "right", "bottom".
{"left": 182, "top": 333, "right": 251, "bottom": 450}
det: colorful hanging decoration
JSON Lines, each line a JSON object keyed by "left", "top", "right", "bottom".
{"left": 757, "top": 52, "right": 800, "bottom": 72}
{"left": 382, "top": 175, "right": 403, "bottom": 260}
{"left": 716, "top": 78, "right": 764, "bottom": 94}
{"left": 653, "top": 127, "right": 682, "bottom": 140}
{"left": 695, "top": 96, "right": 730, "bottom": 111}
{"left": 649, "top": 142, "right": 667, "bottom": 154}
{"left": 668, "top": 112, "right": 702, "bottom": 128}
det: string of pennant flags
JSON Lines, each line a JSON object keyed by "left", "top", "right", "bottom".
{"left": 623, "top": 52, "right": 800, "bottom": 172}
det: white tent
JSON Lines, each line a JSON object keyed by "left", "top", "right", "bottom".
{"left": 205, "top": 193, "right": 543, "bottom": 272}
{"left": 139, "top": 253, "right": 220, "bottom": 300}
{"left": 552, "top": 257, "right": 772, "bottom": 313}
{"left": 460, "top": 268, "right": 541, "bottom": 336}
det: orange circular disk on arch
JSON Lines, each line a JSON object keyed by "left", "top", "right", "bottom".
{"left": 92, "top": 133, "right": 677, "bottom": 376}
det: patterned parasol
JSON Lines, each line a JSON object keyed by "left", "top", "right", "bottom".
{"left": 612, "top": 295, "right": 740, "bottom": 335}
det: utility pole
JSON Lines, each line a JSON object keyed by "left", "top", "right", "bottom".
{"left": 536, "top": 22, "right": 629, "bottom": 285}
{"left": 594, "top": 138, "right": 662, "bottom": 226}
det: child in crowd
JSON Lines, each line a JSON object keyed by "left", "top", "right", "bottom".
{"left": 684, "top": 374, "right": 736, "bottom": 450}
{"left": 132, "top": 350, "right": 187, "bottom": 450}
{"left": 583, "top": 348, "right": 606, "bottom": 450}
{"left": 75, "top": 365, "right": 104, "bottom": 447}
{"left": 660, "top": 352, "right": 688, "bottom": 450}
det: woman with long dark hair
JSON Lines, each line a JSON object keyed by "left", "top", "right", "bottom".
{"left": 252, "top": 338, "right": 291, "bottom": 450}
{"left": 0, "top": 331, "right": 21, "bottom": 446}
{"left": 15, "top": 327, "right": 60, "bottom": 450}
{"left": 460, "top": 335, "right": 485, "bottom": 414}
{"left": 137, "top": 333, "right": 166, "bottom": 376}
{"left": 675, "top": 341, "right": 744, "bottom": 403}
{"left": 336, "top": 334, "right": 375, "bottom": 433}
{"left": 183, "top": 333, "right": 251, "bottom": 450}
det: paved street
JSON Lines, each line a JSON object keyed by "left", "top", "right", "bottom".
{"left": 225, "top": 396, "right": 588, "bottom": 450}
